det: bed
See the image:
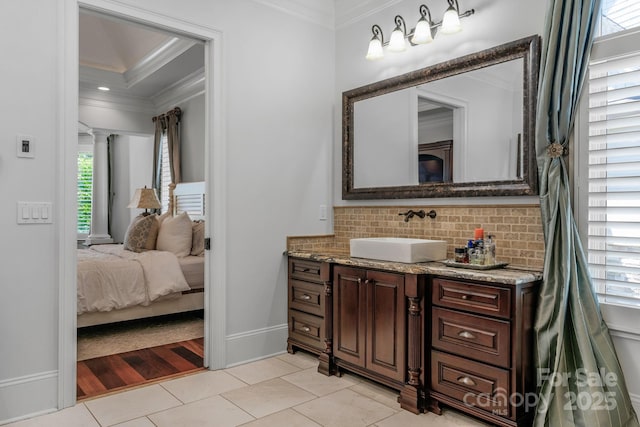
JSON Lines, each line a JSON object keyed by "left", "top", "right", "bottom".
{"left": 77, "top": 182, "right": 206, "bottom": 328}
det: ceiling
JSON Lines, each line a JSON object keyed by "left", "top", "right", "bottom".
{"left": 79, "top": 10, "right": 205, "bottom": 102}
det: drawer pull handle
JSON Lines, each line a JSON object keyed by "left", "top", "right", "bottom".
{"left": 457, "top": 376, "right": 477, "bottom": 387}
{"left": 458, "top": 330, "right": 476, "bottom": 339}
{"left": 301, "top": 326, "right": 311, "bottom": 332}
{"left": 461, "top": 294, "right": 470, "bottom": 300}
{"left": 301, "top": 294, "right": 312, "bottom": 300}
{"left": 302, "top": 268, "right": 310, "bottom": 272}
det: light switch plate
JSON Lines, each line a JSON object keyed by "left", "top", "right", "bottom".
{"left": 17, "top": 202, "right": 53, "bottom": 224}
{"left": 17, "top": 134, "right": 35, "bottom": 158}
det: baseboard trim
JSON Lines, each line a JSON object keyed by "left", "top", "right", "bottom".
{"left": 225, "top": 323, "right": 288, "bottom": 367}
{"left": 0, "top": 371, "right": 58, "bottom": 425}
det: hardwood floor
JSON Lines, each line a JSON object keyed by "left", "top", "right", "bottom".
{"left": 77, "top": 338, "right": 204, "bottom": 400}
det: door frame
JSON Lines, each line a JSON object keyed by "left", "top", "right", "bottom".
{"left": 58, "top": 0, "right": 227, "bottom": 408}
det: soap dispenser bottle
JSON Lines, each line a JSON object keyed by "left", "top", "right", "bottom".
{"left": 485, "top": 235, "right": 496, "bottom": 265}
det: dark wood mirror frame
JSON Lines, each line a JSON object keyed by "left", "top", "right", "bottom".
{"left": 342, "top": 35, "right": 540, "bottom": 200}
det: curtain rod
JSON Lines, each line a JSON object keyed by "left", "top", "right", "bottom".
{"left": 152, "top": 107, "right": 181, "bottom": 122}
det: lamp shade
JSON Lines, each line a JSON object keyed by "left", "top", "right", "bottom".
{"left": 366, "top": 37, "right": 384, "bottom": 60}
{"left": 440, "top": 5, "right": 462, "bottom": 34}
{"left": 389, "top": 27, "right": 407, "bottom": 52}
{"left": 411, "top": 18, "right": 433, "bottom": 44}
{"left": 128, "top": 187, "right": 161, "bottom": 210}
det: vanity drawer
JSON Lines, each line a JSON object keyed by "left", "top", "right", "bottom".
{"left": 290, "top": 279, "right": 324, "bottom": 317}
{"left": 432, "top": 278, "right": 511, "bottom": 319}
{"left": 432, "top": 307, "right": 511, "bottom": 368}
{"left": 432, "top": 350, "right": 511, "bottom": 418}
{"left": 289, "top": 310, "right": 325, "bottom": 351}
{"left": 289, "top": 258, "right": 324, "bottom": 283}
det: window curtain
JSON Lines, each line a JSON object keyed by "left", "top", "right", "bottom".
{"left": 534, "top": 0, "right": 639, "bottom": 426}
{"left": 166, "top": 107, "right": 182, "bottom": 184}
{"left": 106, "top": 134, "right": 115, "bottom": 236}
{"left": 152, "top": 114, "right": 165, "bottom": 194}
{"left": 151, "top": 107, "right": 182, "bottom": 208}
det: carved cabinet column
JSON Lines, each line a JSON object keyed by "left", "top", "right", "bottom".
{"left": 399, "top": 274, "right": 425, "bottom": 414}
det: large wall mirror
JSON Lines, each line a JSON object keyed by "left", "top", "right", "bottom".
{"left": 343, "top": 35, "right": 540, "bottom": 199}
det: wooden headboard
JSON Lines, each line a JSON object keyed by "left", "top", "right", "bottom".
{"left": 168, "top": 181, "right": 205, "bottom": 221}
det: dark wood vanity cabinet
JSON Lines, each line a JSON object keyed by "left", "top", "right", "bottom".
{"left": 286, "top": 258, "right": 333, "bottom": 375}
{"left": 286, "top": 255, "right": 540, "bottom": 425}
{"left": 333, "top": 266, "right": 406, "bottom": 383}
{"left": 332, "top": 265, "right": 425, "bottom": 414}
{"left": 429, "top": 277, "right": 539, "bottom": 427}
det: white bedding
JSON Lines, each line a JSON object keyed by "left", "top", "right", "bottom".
{"left": 77, "top": 245, "right": 190, "bottom": 315}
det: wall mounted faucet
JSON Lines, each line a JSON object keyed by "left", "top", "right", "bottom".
{"left": 398, "top": 209, "right": 437, "bottom": 222}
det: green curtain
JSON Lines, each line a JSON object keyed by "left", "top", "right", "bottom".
{"left": 534, "top": 0, "right": 639, "bottom": 426}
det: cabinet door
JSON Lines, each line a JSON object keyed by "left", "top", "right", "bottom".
{"left": 366, "top": 270, "right": 406, "bottom": 382}
{"left": 333, "top": 266, "right": 366, "bottom": 367}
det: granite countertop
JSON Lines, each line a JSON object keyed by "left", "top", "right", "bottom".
{"left": 286, "top": 250, "right": 543, "bottom": 285}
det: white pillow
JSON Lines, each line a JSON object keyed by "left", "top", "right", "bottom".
{"left": 156, "top": 212, "right": 193, "bottom": 257}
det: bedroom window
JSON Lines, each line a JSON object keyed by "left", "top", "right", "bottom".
{"left": 77, "top": 149, "right": 93, "bottom": 238}
{"left": 577, "top": 11, "right": 640, "bottom": 307}
{"left": 160, "top": 133, "right": 171, "bottom": 213}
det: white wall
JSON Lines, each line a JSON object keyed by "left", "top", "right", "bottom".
{"left": 177, "top": 94, "right": 205, "bottom": 183}
{"left": 0, "top": 0, "right": 334, "bottom": 423}
{"left": 334, "top": 0, "right": 547, "bottom": 206}
{"left": 0, "top": 1, "right": 60, "bottom": 420}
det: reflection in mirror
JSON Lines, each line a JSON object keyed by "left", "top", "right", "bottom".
{"left": 343, "top": 35, "right": 540, "bottom": 199}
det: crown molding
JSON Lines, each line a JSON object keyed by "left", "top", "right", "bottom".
{"left": 124, "top": 37, "right": 198, "bottom": 89}
{"left": 252, "top": 0, "right": 335, "bottom": 29}
{"left": 335, "top": 0, "right": 403, "bottom": 29}
{"left": 79, "top": 86, "right": 156, "bottom": 114}
{"left": 79, "top": 65, "right": 127, "bottom": 90}
{"left": 152, "top": 68, "right": 205, "bottom": 112}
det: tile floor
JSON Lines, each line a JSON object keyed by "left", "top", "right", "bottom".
{"left": 6, "top": 352, "right": 492, "bottom": 427}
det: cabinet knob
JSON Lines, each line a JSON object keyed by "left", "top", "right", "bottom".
{"left": 458, "top": 330, "right": 476, "bottom": 339}
{"left": 461, "top": 294, "right": 470, "bottom": 300}
{"left": 357, "top": 278, "right": 362, "bottom": 284}
{"left": 301, "top": 294, "right": 311, "bottom": 301}
{"left": 302, "top": 326, "right": 311, "bottom": 332}
{"left": 457, "top": 376, "right": 477, "bottom": 387}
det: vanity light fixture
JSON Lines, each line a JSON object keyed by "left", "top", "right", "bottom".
{"left": 440, "top": 0, "right": 463, "bottom": 34}
{"left": 389, "top": 16, "right": 408, "bottom": 52}
{"left": 411, "top": 5, "right": 434, "bottom": 44}
{"left": 366, "top": 25, "right": 385, "bottom": 60}
{"left": 365, "top": 1, "right": 475, "bottom": 60}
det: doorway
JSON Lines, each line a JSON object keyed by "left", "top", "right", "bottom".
{"left": 59, "top": 0, "right": 226, "bottom": 408}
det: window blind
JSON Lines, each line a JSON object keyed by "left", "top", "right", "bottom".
{"left": 588, "top": 50, "right": 640, "bottom": 306}
{"left": 77, "top": 151, "right": 93, "bottom": 236}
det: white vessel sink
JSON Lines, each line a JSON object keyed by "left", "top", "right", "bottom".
{"left": 350, "top": 237, "right": 447, "bottom": 263}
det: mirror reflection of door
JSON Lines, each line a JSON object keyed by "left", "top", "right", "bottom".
{"left": 417, "top": 96, "right": 455, "bottom": 183}
{"left": 418, "top": 141, "right": 453, "bottom": 183}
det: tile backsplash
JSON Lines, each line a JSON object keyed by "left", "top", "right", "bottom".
{"left": 288, "top": 205, "right": 544, "bottom": 270}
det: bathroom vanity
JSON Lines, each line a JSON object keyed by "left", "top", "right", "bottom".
{"left": 286, "top": 252, "right": 541, "bottom": 427}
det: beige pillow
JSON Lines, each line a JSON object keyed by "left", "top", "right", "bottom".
{"left": 157, "top": 210, "right": 171, "bottom": 225}
{"left": 191, "top": 221, "right": 205, "bottom": 256}
{"left": 124, "top": 214, "right": 159, "bottom": 252}
{"left": 156, "top": 212, "right": 193, "bottom": 257}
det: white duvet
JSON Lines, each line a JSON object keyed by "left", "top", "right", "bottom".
{"left": 77, "top": 245, "right": 190, "bottom": 314}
